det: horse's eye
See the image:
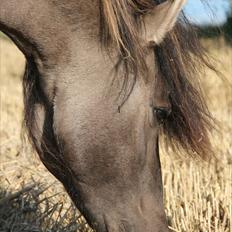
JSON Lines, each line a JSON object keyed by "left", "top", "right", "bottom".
{"left": 153, "top": 107, "right": 171, "bottom": 124}
{"left": 155, "top": 0, "right": 168, "bottom": 5}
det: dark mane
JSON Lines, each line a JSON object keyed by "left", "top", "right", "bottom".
{"left": 22, "top": 58, "right": 85, "bottom": 211}
{"left": 100, "top": 0, "right": 216, "bottom": 158}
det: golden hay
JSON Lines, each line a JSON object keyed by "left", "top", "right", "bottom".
{"left": 0, "top": 37, "right": 231, "bottom": 232}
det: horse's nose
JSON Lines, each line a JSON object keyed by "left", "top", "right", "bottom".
{"left": 102, "top": 218, "right": 171, "bottom": 232}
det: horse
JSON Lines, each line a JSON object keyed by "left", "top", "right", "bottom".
{"left": 0, "top": 0, "right": 215, "bottom": 231}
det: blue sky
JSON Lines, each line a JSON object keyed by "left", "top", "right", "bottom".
{"left": 184, "top": 0, "right": 231, "bottom": 25}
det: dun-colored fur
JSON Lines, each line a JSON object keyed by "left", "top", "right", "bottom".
{"left": 0, "top": 1, "right": 216, "bottom": 231}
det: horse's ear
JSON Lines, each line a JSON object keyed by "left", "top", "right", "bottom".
{"left": 143, "top": 0, "right": 187, "bottom": 44}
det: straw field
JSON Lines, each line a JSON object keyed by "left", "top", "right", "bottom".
{"left": 0, "top": 36, "right": 231, "bottom": 232}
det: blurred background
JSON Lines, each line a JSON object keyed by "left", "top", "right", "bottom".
{"left": 0, "top": 1, "right": 231, "bottom": 232}
{"left": 185, "top": 0, "right": 232, "bottom": 44}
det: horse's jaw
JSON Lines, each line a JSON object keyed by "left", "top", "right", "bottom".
{"left": 72, "top": 180, "right": 169, "bottom": 232}
{"left": 64, "top": 141, "right": 170, "bottom": 232}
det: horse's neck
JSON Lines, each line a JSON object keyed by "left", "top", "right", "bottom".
{"left": 52, "top": 0, "right": 99, "bottom": 24}
{"left": 0, "top": 0, "right": 99, "bottom": 64}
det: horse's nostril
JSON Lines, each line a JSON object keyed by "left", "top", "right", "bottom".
{"left": 153, "top": 107, "right": 171, "bottom": 124}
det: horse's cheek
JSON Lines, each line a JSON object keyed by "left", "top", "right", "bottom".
{"left": 52, "top": 89, "right": 151, "bottom": 186}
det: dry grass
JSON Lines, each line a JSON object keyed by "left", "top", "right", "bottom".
{"left": 0, "top": 182, "right": 89, "bottom": 232}
{"left": 0, "top": 36, "right": 231, "bottom": 232}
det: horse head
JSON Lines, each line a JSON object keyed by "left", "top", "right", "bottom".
{"left": 0, "top": 1, "right": 213, "bottom": 231}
